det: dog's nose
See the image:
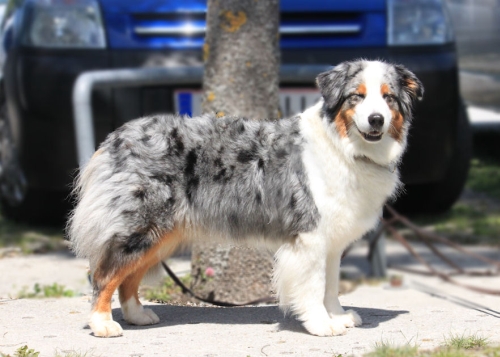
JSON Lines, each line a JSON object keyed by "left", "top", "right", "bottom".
{"left": 368, "top": 113, "right": 384, "bottom": 130}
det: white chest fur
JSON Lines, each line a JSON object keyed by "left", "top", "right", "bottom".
{"left": 299, "top": 103, "right": 399, "bottom": 249}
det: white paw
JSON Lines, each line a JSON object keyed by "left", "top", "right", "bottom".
{"left": 124, "top": 307, "right": 160, "bottom": 326}
{"left": 302, "top": 316, "right": 347, "bottom": 336}
{"left": 329, "top": 309, "right": 362, "bottom": 328}
{"left": 89, "top": 313, "right": 123, "bottom": 338}
{"left": 346, "top": 309, "right": 362, "bottom": 326}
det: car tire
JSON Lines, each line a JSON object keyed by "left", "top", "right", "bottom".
{"left": 393, "top": 101, "right": 472, "bottom": 214}
{"left": 0, "top": 87, "right": 69, "bottom": 225}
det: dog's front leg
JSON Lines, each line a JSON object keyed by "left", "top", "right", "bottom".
{"left": 324, "top": 250, "right": 362, "bottom": 328}
{"left": 274, "top": 233, "right": 348, "bottom": 336}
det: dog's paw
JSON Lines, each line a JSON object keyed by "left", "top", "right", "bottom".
{"left": 89, "top": 313, "right": 123, "bottom": 338}
{"left": 329, "top": 309, "right": 362, "bottom": 328}
{"left": 124, "top": 307, "right": 160, "bottom": 326}
{"left": 302, "top": 316, "right": 347, "bottom": 336}
{"left": 345, "top": 309, "right": 362, "bottom": 326}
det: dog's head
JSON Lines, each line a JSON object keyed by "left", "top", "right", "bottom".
{"left": 316, "top": 60, "right": 423, "bottom": 165}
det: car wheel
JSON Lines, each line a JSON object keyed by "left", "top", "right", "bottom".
{"left": 0, "top": 87, "right": 26, "bottom": 202}
{"left": 393, "top": 101, "right": 472, "bottom": 214}
{"left": 0, "top": 88, "right": 68, "bottom": 225}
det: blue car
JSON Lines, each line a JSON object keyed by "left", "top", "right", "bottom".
{"left": 0, "top": 0, "right": 470, "bottom": 223}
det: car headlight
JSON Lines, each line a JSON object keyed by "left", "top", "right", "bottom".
{"left": 23, "top": 0, "right": 106, "bottom": 48}
{"left": 387, "top": 0, "right": 454, "bottom": 46}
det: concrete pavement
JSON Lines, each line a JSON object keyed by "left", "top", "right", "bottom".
{"left": 0, "top": 240, "right": 499, "bottom": 357}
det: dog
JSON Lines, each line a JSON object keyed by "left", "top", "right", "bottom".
{"left": 67, "top": 60, "right": 423, "bottom": 338}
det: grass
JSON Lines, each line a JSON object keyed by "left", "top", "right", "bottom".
{"left": 466, "top": 157, "right": 500, "bottom": 201}
{"left": 366, "top": 334, "right": 499, "bottom": 357}
{"left": 409, "top": 154, "right": 500, "bottom": 244}
{"left": 17, "top": 283, "right": 75, "bottom": 299}
{"left": 0, "top": 345, "right": 39, "bottom": 357}
{"left": 0, "top": 346, "right": 96, "bottom": 357}
{"left": 444, "top": 334, "right": 489, "bottom": 350}
{"left": 411, "top": 203, "right": 500, "bottom": 244}
{"left": 367, "top": 342, "right": 419, "bottom": 357}
{"left": 0, "top": 213, "right": 65, "bottom": 254}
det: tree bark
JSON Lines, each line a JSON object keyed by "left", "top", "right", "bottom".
{"left": 203, "top": 0, "right": 280, "bottom": 119}
{"left": 191, "top": 0, "right": 280, "bottom": 303}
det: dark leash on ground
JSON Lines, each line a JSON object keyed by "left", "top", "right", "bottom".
{"left": 160, "top": 204, "right": 500, "bottom": 307}
{"left": 160, "top": 261, "right": 276, "bottom": 307}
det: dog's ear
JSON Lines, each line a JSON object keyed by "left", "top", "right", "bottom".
{"left": 316, "top": 62, "right": 350, "bottom": 109}
{"left": 394, "top": 64, "right": 424, "bottom": 105}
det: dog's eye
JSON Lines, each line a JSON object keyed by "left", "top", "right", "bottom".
{"left": 349, "top": 94, "right": 365, "bottom": 104}
{"left": 384, "top": 94, "right": 396, "bottom": 105}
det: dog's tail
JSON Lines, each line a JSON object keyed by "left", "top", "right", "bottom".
{"left": 66, "top": 149, "right": 125, "bottom": 268}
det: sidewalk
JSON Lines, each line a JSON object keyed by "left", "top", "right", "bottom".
{"left": 1, "top": 240, "right": 499, "bottom": 357}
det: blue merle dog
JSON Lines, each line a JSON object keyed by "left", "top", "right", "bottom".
{"left": 68, "top": 60, "right": 423, "bottom": 337}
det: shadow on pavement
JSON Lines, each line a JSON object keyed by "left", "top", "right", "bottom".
{"left": 108, "top": 304, "right": 408, "bottom": 335}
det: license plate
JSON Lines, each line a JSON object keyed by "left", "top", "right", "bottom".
{"left": 174, "top": 89, "right": 321, "bottom": 118}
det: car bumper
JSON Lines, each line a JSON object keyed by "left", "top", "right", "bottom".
{"left": 4, "top": 45, "right": 460, "bottom": 192}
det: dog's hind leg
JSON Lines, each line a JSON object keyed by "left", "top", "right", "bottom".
{"left": 118, "top": 261, "right": 161, "bottom": 326}
{"left": 89, "top": 228, "right": 182, "bottom": 337}
{"left": 274, "top": 233, "right": 347, "bottom": 336}
{"left": 90, "top": 263, "right": 131, "bottom": 337}
{"left": 324, "top": 251, "right": 362, "bottom": 328}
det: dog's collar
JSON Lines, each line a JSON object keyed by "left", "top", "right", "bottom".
{"left": 355, "top": 156, "right": 397, "bottom": 173}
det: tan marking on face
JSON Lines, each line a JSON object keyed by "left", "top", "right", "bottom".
{"left": 381, "top": 83, "right": 391, "bottom": 96}
{"left": 357, "top": 83, "right": 367, "bottom": 96}
{"left": 388, "top": 109, "right": 404, "bottom": 142}
{"left": 334, "top": 108, "right": 355, "bottom": 138}
{"left": 93, "top": 227, "right": 184, "bottom": 314}
{"left": 333, "top": 85, "right": 364, "bottom": 138}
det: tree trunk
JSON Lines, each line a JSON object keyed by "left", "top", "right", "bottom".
{"left": 191, "top": 0, "right": 280, "bottom": 304}
{"left": 202, "top": 0, "right": 280, "bottom": 119}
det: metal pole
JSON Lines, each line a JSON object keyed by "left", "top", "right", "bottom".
{"left": 369, "top": 223, "right": 387, "bottom": 277}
